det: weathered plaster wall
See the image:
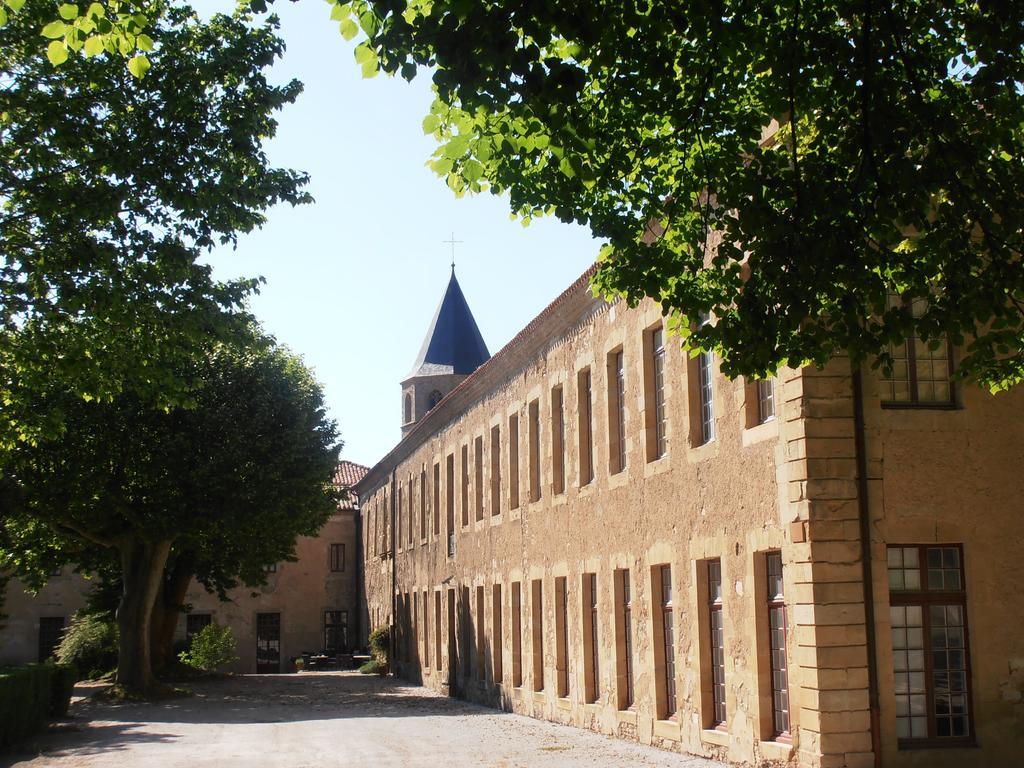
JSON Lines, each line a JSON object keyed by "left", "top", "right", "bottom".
{"left": 183, "top": 510, "right": 360, "bottom": 674}
{"left": 360, "top": 289, "right": 799, "bottom": 766}
{"left": 0, "top": 572, "right": 90, "bottom": 665}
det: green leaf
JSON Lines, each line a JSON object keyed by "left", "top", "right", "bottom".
{"left": 46, "top": 40, "right": 68, "bottom": 65}
{"left": 421, "top": 114, "right": 441, "bottom": 134}
{"left": 462, "top": 158, "right": 483, "bottom": 183}
{"left": 353, "top": 42, "right": 374, "bottom": 65}
{"left": 41, "top": 20, "right": 66, "bottom": 39}
{"left": 7, "top": 0, "right": 25, "bottom": 11}
{"left": 329, "top": 2, "right": 349, "bottom": 22}
{"left": 136, "top": 34, "right": 153, "bottom": 52}
{"left": 339, "top": 18, "right": 358, "bottom": 40}
{"left": 0, "top": 8, "right": 8, "bottom": 26}
{"left": 360, "top": 59, "right": 377, "bottom": 78}
{"left": 58, "top": 3, "right": 78, "bottom": 20}
{"left": 83, "top": 34, "right": 103, "bottom": 57}
{"left": 127, "top": 54, "right": 150, "bottom": 79}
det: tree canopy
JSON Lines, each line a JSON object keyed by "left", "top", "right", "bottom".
{"left": 1, "top": 335, "right": 342, "bottom": 691}
{"left": 0, "top": 1, "right": 310, "bottom": 453}
{"left": 340, "top": 0, "right": 1023, "bottom": 390}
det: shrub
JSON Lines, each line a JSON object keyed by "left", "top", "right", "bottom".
{"left": 55, "top": 612, "right": 118, "bottom": 679}
{"left": 48, "top": 662, "right": 78, "bottom": 717}
{"left": 0, "top": 665, "right": 53, "bottom": 747}
{"left": 178, "top": 622, "right": 238, "bottom": 673}
{"left": 358, "top": 659, "right": 387, "bottom": 675}
{"left": 368, "top": 625, "right": 390, "bottom": 664}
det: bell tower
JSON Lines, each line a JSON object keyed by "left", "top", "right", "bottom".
{"left": 401, "top": 267, "right": 490, "bottom": 437}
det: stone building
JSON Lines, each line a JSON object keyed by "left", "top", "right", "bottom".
{"left": 0, "top": 460, "right": 367, "bottom": 675}
{"left": 178, "top": 459, "right": 368, "bottom": 673}
{"left": 356, "top": 265, "right": 1024, "bottom": 768}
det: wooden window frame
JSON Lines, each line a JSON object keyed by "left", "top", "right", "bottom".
{"left": 508, "top": 413, "right": 520, "bottom": 510}
{"left": 551, "top": 385, "right": 566, "bottom": 495}
{"left": 608, "top": 349, "right": 627, "bottom": 474}
{"left": 555, "top": 575, "right": 569, "bottom": 698}
{"left": 708, "top": 558, "right": 727, "bottom": 728}
{"left": 461, "top": 444, "right": 469, "bottom": 527}
{"left": 765, "top": 551, "right": 790, "bottom": 740}
{"left": 329, "top": 543, "right": 345, "bottom": 573}
{"left": 615, "top": 568, "right": 635, "bottom": 710}
{"left": 888, "top": 543, "right": 975, "bottom": 748}
{"left": 531, "top": 579, "right": 545, "bottom": 692}
{"left": 528, "top": 399, "right": 542, "bottom": 502}
{"left": 512, "top": 581, "right": 523, "bottom": 687}
{"left": 474, "top": 436, "right": 484, "bottom": 521}
{"left": 757, "top": 378, "right": 776, "bottom": 424}
{"left": 577, "top": 368, "right": 594, "bottom": 486}
{"left": 655, "top": 564, "right": 677, "bottom": 719}
{"left": 490, "top": 425, "right": 501, "bottom": 515}
{"left": 583, "top": 572, "right": 600, "bottom": 703}
{"left": 492, "top": 583, "right": 504, "bottom": 684}
{"left": 645, "top": 325, "right": 668, "bottom": 461}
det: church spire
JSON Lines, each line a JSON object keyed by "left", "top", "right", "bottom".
{"left": 407, "top": 270, "right": 490, "bottom": 379}
{"left": 401, "top": 268, "right": 490, "bottom": 436}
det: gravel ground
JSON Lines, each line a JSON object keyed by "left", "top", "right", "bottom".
{"left": 5, "top": 672, "right": 725, "bottom": 768}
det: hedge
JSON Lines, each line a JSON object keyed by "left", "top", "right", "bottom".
{"left": 0, "top": 662, "right": 78, "bottom": 748}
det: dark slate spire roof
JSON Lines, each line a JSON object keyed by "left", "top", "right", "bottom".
{"left": 406, "top": 269, "right": 490, "bottom": 379}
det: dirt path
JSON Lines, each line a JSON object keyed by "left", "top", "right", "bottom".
{"left": 5, "top": 672, "right": 725, "bottom": 768}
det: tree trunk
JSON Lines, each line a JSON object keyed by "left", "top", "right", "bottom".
{"left": 116, "top": 538, "right": 172, "bottom": 693}
{"left": 149, "top": 556, "right": 194, "bottom": 671}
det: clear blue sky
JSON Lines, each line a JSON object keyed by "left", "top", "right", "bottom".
{"left": 196, "top": 1, "right": 601, "bottom": 467}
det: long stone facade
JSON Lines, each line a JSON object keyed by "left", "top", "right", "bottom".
{"left": 356, "top": 267, "right": 1024, "bottom": 767}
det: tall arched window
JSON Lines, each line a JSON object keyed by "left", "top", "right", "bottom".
{"left": 428, "top": 390, "right": 443, "bottom": 410}
{"left": 404, "top": 392, "right": 413, "bottom": 423}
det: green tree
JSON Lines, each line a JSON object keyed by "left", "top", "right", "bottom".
{"left": 1, "top": 338, "right": 341, "bottom": 693}
{"left": 336, "top": 0, "right": 1023, "bottom": 389}
{"left": 0, "top": 0, "right": 309, "bottom": 452}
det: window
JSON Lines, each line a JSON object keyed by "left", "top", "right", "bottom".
{"left": 461, "top": 444, "right": 469, "bottom": 527}
{"left": 583, "top": 573, "right": 600, "bottom": 703}
{"left": 645, "top": 326, "right": 668, "bottom": 461}
{"left": 446, "top": 453, "right": 455, "bottom": 556}
{"left": 512, "top": 581, "right": 523, "bottom": 686}
{"left": 423, "top": 590, "right": 430, "bottom": 671}
{"left": 476, "top": 585, "right": 486, "bottom": 679}
{"left": 433, "top": 462, "right": 441, "bottom": 535}
{"left": 577, "top": 368, "right": 594, "bottom": 486}
{"left": 404, "top": 392, "right": 413, "bottom": 423}
{"left": 698, "top": 350, "right": 715, "bottom": 443}
{"left": 186, "top": 613, "right": 211, "bottom": 644}
{"left": 888, "top": 544, "right": 972, "bottom": 744}
{"left": 616, "top": 568, "right": 635, "bottom": 709}
{"left": 420, "top": 467, "right": 427, "bottom": 540}
{"left": 608, "top": 350, "right": 627, "bottom": 474}
{"left": 508, "top": 413, "right": 520, "bottom": 510}
{"left": 708, "top": 559, "right": 727, "bottom": 727}
{"left": 264, "top": 563, "right": 277, "bottom": 573}
{"left": 490, "top": 425, "right": 501, "bottom": 515}
{"left": 397, "top": 482, "right": 403, "bottom": 549}
{"left": 656, "top": 565, "right": 677, "bottom": 718}
{"left": 474, "top": 436, "right": 484, "bottom": 521}
{"left": 408, "top": 472, "right": 414, "bottom": 546}
{"left": 434, "top": 591, "right": 443, "bottom": 671}
{"left": 531, "top": 579, "right": 544, "bottom": 691}
{"left": 766, "top": 552, "right": 790, "bottom": 738}
{"left": 330, "top": 543, "right": 345, "bottom": 572}
{"left": 462, "top": 585, "right": 472, "bottom": 677}
{"left": 38, "top": 617, "right": 65, "bottom": 661}
{"left": 881, "top": 296, "right": 954, "bottom": 405}
{"left": 492, "top": 583, "right": 504, "bottom": 683}
{"left": 528, "top": 399, "right": 541, "bottom": 502}
{"left": 551, "top": 385, "right": 565, "bottom": 495}
{"left": 757, "top": 379, "right": 776, "bottom": 423}
{"left": 555, "top": 576, "right": 569, "bottom": 698}
{"left": 428, "top": 389, "right": 443, "bottom": 409}
{"left": 324, "top": 610, "right": 347, "bottom": 652}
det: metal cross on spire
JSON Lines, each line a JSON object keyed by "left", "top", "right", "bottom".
{"left": 443, "top": 232, "right": 463, "bottom": 272}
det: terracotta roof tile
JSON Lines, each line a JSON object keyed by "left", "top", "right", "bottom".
{"left": 333, "top": 460, "right": 369, "bottom": 509}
